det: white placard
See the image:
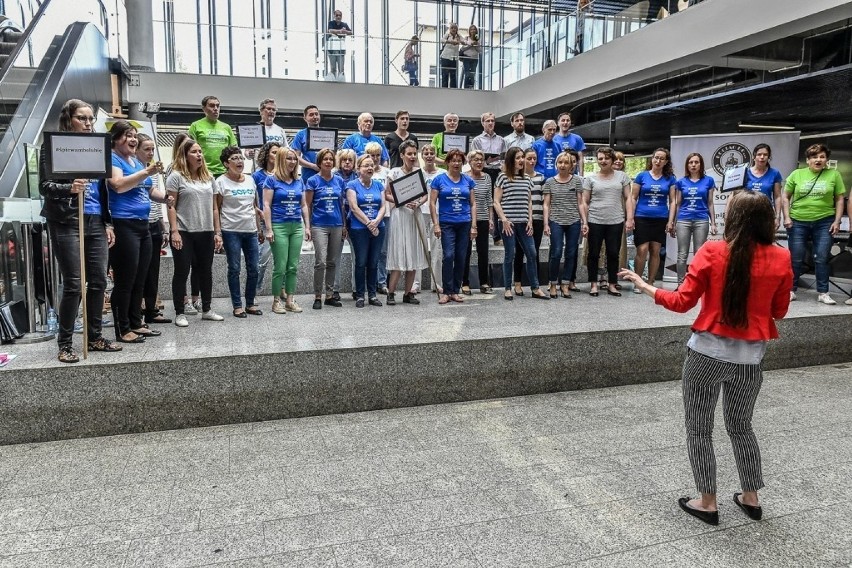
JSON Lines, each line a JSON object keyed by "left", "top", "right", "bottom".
{"left": 442, "top": 133, "right": 469, "bottom": 154}
{"left": 237, "top": 124, "right": 266, "bottom": 149}
{"left": 307, "top": 128, "right": 338, "bottom": 152}
{"left": 389, "top": 169, "right": 428, "bottom": 206}
{"left": 720, "top": 163, "right": 748, "bottom": 192}
{"left": 44, "top": 132, "right": 111, "bottom": 179}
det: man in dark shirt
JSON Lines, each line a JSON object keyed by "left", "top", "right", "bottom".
{"left": 384, "top": 110, "right": 419, "bottom": 169}
{"left": 326, "top": 10, "right": 352, "bottom": 81}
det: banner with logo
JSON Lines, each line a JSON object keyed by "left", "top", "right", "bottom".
{"left": 663, "top": 131, "right": 800, "bottom": 281}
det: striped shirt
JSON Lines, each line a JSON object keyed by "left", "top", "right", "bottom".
{"left": 470, "top": 174, "right": 493, "bottom": 222}
{"left": 543, "top": 175, "right": 582, "bottom": 225}
{"left": 529, "top": 172, "right": 545, "bottom": 221}
{"left": 495, "top": 172, "right": 532, "bottom": 224}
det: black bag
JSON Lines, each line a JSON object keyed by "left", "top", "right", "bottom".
{"left": 0, "top": 301, "right": 25, "bottom": 343}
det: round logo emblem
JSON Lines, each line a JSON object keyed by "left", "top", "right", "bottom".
{"left": 712, "top": 143, "right": 751, "bottom": 176}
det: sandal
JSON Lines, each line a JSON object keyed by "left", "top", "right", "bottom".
{"left": 504, "top": 291, "right": 513, "bottom": 301}
{"left": 548, "top": 284, "right": 557, "bottom": 299}
{"left": 438, "top": 294, "right": 450, "bottom": 304}
{"left": 560, "top": 285, "right": 572, "bottom": 298}
{"left": 117, "top": 332, "right": 145, "bottom": 344}
{"left": 451, "top": 294, "right": 464, "bottom": 303}
{"left": 233, "top": 308, "right": 247, "bottom": 318}
{"left": 461, "top": 286, "right": 472, "bottom": 296}
{"left": 88, "top": 337, "right": 123, "bottom": 352}
{"left": 146, "top": 314, "right": 172, "bottom": 324}
{"left": 132, "top": 328, "right": 162, "bottom": 337}
{"left": 57, "top": 346, "right": 80, "bottom": 363}
{"left": 245, "top": 305, "right": 263, "bottom": 315}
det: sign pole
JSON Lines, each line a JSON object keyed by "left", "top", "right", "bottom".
{"left": 78, "top": 190, "right": 88, "bottom": 359}
{"left": 413, "top": 212, "right": 438, "bottom": 292}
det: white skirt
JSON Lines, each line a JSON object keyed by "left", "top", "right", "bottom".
{"left": 386, "top": 206, "right": 429, "bottom": 271}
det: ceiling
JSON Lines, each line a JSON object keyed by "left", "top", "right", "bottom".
{"left": 409, "top": 0, "right": 664, "bottom": 16}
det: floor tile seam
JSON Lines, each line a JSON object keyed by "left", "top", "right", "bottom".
{"left": 31, "top": 491, "right": 60, "bottom": 532}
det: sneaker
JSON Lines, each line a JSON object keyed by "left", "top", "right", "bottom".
{"left": 402, "top": 293, "right": 420, "bottom": 305}
{"left": 368, "top": 297, "right": 383, "bottom": 307}
{"left": 789, "top": 291, "right": 797, "bottom": 302}
{"left": 74, "top": 320, "right": 83, "bottom": 334}
{"left": 175, "top": 314, "right": 189, "bottom": 327}
{"left": 845, "top": 297, "right": 852, "bottom": 306}
{"left": 184, "top": 302, "right": 198, "bottom": 316}
{"left": 817, "top": 293, "right": 836, "bottom": 305}
{"left": 332, "top": 291, "right": 341, "bottom": 302}
{"left": 58, "top": 346, "right": 80, "bottom": 363}
{"left": 202, "top": 310, "right": 225, "bottom": 321}
{"left": 355, "top": 298, "right": 365, "bottom": 308}
{"left": 285, "top": 302, "right": 302, "bottom": 313}
{"left": 324, "top": 297, "right": 343, "bottom": 307}
{"left": 102, "top": 318, "right": 113, "bottom": 327}
{"left": 272, "top": 298, "right": 286, "bottom": 314}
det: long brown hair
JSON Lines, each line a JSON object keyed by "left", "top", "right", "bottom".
{"left": 172, "top": 138, "right": 212, "bottom": 182}
{"left": 503, "top": 147, "right": 524, "bottom": 181}
{"left": 58, "top": 99, "right": 92, "bottom": 132}
{"left": 721, "top": 191, "right": 776, "bottom": 328}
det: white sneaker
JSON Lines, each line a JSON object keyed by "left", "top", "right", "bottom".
{"left": 272, "top": 298, "right": 286, "bottom": 314}
{"left": 184, "top": 302, "right": 198, "bottom": 315}
{"left": 633, "top": 287, "right": 642, "bottom": 294}
{"left": 789, "top": 291, "right": 797, "bottom": 302}
{"left": 817, "top": 293, "right": 836, "bottom": 305}
{"left": 202, "top": 310, "right": 224, "bottom": 321}
{"left": 175, "top": 314, "right": 189, "bottom": 327}
{"left": 845, "top": 297, "right": 852, "bottom": 306}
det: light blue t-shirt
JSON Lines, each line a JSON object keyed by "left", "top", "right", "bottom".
{"left": 252, "top": 169, "right": 273, "bottom": 210}
{"left": 109, "top": 153, "right": 151, "bottom": 220}
{"left": 676, "top": 175, "right": 715, "bottom": 222}
{"left": 634, "top": 171, "right": 676, "bottom": 219}
{"left": 553, "top": 132, "right": 586, "bottom": 153}
{"left": 745, "top": 167, "right": 783, "bottom": 205}
{"left": 430, "top": 172, "right": 475, "bottom": 224}
{"left": 346, "top": 179, "right": 385, "bottom": 231}
{"left": 262, "top": 177, "right": 304, "bottom": 224}
{"left": 341, "top": 133, "right": 390, "bottom": 163}
{"left": 306, "top": 173, "right": 345, "bottom": 227}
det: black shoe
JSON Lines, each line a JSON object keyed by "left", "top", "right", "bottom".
{"left": 324, "top": 298, "right": 343, "bottom": 307}
{"left": 377, "top": 286, "right": 389, "bottom": 295}
{"left": 677, "top": 497, "right": 719, "bottom": 526}
{"left": 369, "top": 297, "right": 383, "bottom": 307}
{"left": 386, "top": 293, "right": 396, "bottom": 305}
{"left": 352, "top": 292, "right": 358, "bottom": 301}
{"left": 312, "top": 299, "right": 322, "bottom": 310}
{"left": 355, "top": 298, "right": 365, "bottom": 308}
{"left": 733, "top": 493, "right": 762, "bottom": 520}
{"left": 402, "top": 293, "right": 420, "bottom": 304}
{"left": 332, "top": 291, "right": 341, "bottom": 302}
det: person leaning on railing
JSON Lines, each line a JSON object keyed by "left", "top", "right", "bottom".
{"left": 39, "top": 99, "right": 120, "bottom": 363}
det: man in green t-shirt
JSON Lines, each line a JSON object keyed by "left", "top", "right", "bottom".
{"left": 430, "top": 112, "right": 460, "bottom": 169}
{"left": 187, "top": 96, "right": 237, "bottom": 176}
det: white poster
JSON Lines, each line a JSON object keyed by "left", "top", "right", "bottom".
{"left": 665, "top": 131, "right": 800, "bottom": 281}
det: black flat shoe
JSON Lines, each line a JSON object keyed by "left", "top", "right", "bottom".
{"left": 312, "top": 299, "right": 322, "bottom": 310}
{"left": 733, "top": 493, "right": 763, "bottom": 520}
{"left": 233, "top": 309, "right": 248, "bottom": 318}
{"left": 132, "top": 328, "right": 161, "bottom": 337}
{"left": 402, "top": 293, "right": 420, "bottom": 304}
{"left": 117, "top": 334, "right": 145, "bottom": 344}
{"left": 678, "top": 497, "right": 719, "bottom": 526}
{"left": 324, "top": 298, "right": 342, "bottom": 307}
{"left": 146, "top": 314, "right": 172, "bottom": 324}
{"left": 589, "top": 289, "right": 599, "bottom": 297}
{"left": 531, "top": 290, "right": 550, "bottom": 300}
{"left": 246, "top": 306, "right": 263, "bottom": 315}
{"left": 607, "top": 288, "right": 622, "bottom": 297}
{"left": 332, "top": 291, "right": 341, "bottom": 302}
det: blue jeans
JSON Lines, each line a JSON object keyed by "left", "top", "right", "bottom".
{"left": 440, "top": 221, "right": 470, "bottom": 295}
{"left": 378, "top": 214, "right": 391, "bottom": 288}
{"left": 500, "top": 221, "right": 540, "bottom": 290}
{"left": 350, "top": 226, "right": 386, "bottom": 299}
{"left": 548, "top": 221, "right": 582, "bottom": 284}
{"left": 222, "top": 230, "right": 259, "bottom": 308}
{"left": 788, "top": 216, "right": 834, "bottom": 293}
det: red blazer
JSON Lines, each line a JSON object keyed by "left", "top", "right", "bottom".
{"left": 655, "top": 240, "right": 792, "bottom": 341}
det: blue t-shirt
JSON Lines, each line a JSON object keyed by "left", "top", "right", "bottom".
{"left": 346, "top": 179, "right": 385, "bottom": 230}
{"left": 83, "top": 180, "right": 101, "bottom": 215}
{"left": 532, "top": 138, "right": 561, "bottom": 180}
{"left": 341, "top": 133, "right": 390, "bottom": 163}
{"left": 745, "top": 167, "right": 783, "bottom": 205}
{"left": 109, "top": 153, "right": 151, "bottom": 220}
{"left": 306, "top": 173, "right": 345, "bottom": 227}
{"left": 676, "top": 175, "right": 715, "bottom": 221}
{"left": 252, "top": 169, "right": 272, "bottom": 210}
{"left": 430, "top": 172, "right": 475, "bottom": 224}
{"left": 553, "top": 132, "right": 586, "bottom": 153}
{"left": 262, "top": 177, "right": 304, "bottom": 224}
{"left": 634, "top": 171, "right": 677, "bottom": 219}
{"left": 291, "top": 128, "right": 321, "bottom": 183}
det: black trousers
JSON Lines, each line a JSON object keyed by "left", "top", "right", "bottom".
{"left": 172, "top": 230, "right": 214, "bottom": 315}
{"left": 514, "top": 219, "right": 544, "bottom": 284}
{"left": 47, "top": 216, "right": 108, "bottom": 348}
{"left": 143, "top": 222, "right": 163, "bottom": 319}
{"left": 110, "top": 218, "right": 152, "bottom": 337}
{"left": 587, "top": 222, "right": 624, "bottom": 284}
{"left": 463, "top": 219, "right": 491, "bottom": 288}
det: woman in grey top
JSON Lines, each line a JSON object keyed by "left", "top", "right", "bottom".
{"left": 543, "top": 150, "right": 585, "bottom": 298}
{"left": 463, "top": 150, "right": 494, "bottom": 294}
{"left": 581, "top": 146, "right": 633, "bottom": 296}
{"left": 166, "top": 138, "right": 225, "bottom": 327}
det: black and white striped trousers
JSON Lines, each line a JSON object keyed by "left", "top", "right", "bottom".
{"left": 682, "top": 348, "right": 765, "bottom": 495}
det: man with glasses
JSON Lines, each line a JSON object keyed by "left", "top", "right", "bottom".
{"left": 187, "top": 95, "right": 236, "bottom": 176}
{"left": 326, "top": 9, "right": 352, "bottom": 82}
{"left": 258, "top": 98, "right": 288, "bottom": 147}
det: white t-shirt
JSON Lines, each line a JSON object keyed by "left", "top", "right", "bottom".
{"left": 264, "top": 123, "right": 288, "bottom": 147}
{"left": 420, "top": 169, "right": 441, "bottom": 214}
{"left": 216, "top": 174, "right": 258, "bottom": 233}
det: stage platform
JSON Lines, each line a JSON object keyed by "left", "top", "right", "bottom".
{"left": 1, "top": 283, "right": 851, "bottom": 445}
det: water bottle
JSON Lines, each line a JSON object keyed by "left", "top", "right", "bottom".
{"left": 47, "top": 308, "right": 58, "bottom": 334}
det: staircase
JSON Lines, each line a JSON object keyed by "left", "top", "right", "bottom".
{"left": 0, "top": 16, "right": 26, "bottom": 139}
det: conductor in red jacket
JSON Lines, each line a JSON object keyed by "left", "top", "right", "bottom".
{"left": 620, "top": 190, "right": 792, "bottom": 526}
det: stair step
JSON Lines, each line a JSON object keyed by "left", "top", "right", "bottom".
{"left": 0, "top": 41, "right": 16, "bottom": 55}
{"left": 2, "top": 31, "right": 23, "bottom": 43}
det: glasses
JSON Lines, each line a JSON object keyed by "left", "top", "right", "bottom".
{"left": 73, "top": 115, "right": 95, "bottom": 123}
{"left": 228, "top": 156, "right": 245, "bottom": 162}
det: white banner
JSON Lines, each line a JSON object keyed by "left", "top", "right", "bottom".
{"left": 665, "top": 131, "right": 800, "bottom": 281}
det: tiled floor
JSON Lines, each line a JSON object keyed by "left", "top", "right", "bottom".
{"left": 0, "top": 363, "right": 849, "bottom": 567}
{"left": 4, "top": 283, "right": 850, "bottom": 370}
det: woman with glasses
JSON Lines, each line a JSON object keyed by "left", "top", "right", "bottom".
{"left": 347, "top": 154, "right": 387, "bottom": 307}
{"left": 262, "top": 148, "right": 309, "bottom": 314}
{"left": 107, "top": 120, "right": 169, "bottom": 344}
{"left": 462, "top": 150, "right": 494, "bottom": 294}
{"left": 39, "top": 100, "right": 120, "bottom": 362}
{"left": 216, "top": 146, "right": 262, "bottom": 317}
